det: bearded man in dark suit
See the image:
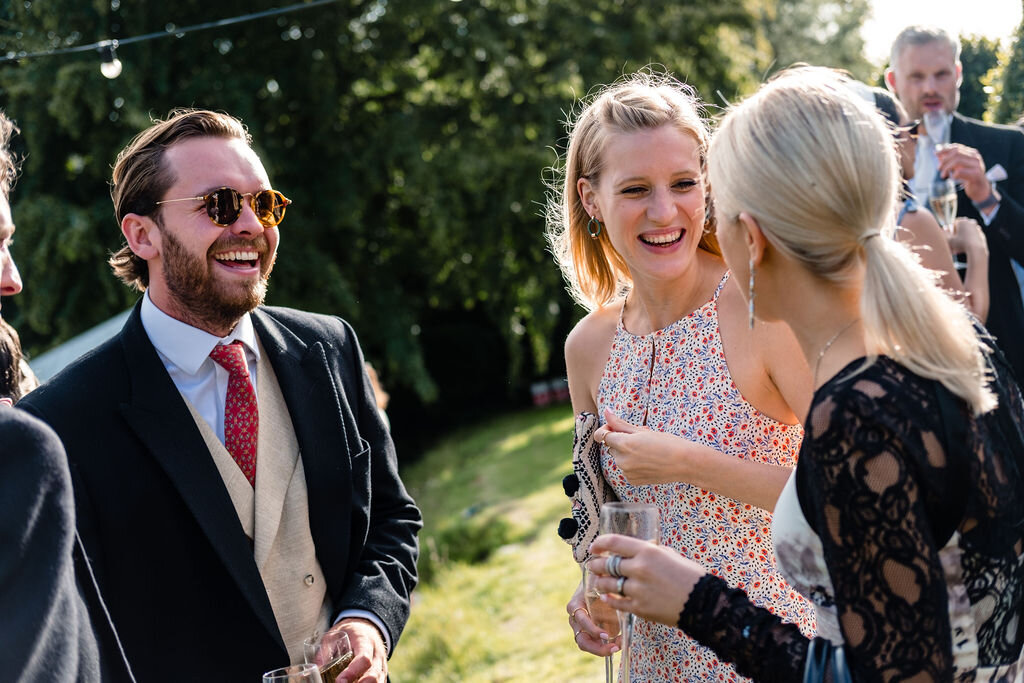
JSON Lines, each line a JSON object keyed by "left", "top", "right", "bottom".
{"left": 19, "top": 109, "right": 421, "bottom": 682}
{"left": 887, "top": 25, "right": 1024, "bottom": 380}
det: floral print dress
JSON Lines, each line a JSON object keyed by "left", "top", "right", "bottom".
{"left": 595, "top": 272, "right": 816, "bottom": 682}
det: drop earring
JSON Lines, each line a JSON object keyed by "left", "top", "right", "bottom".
{"left": 587, "top": 215, "right": 602, "bottom": 238}
{"left": 747, "top": 258, "right": 756, "bottom": 329}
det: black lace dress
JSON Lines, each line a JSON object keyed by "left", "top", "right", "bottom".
{"left": 677, "top": 354, "right": 1024, "bottom": 682}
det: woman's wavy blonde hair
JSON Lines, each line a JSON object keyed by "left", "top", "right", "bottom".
{"left": 545, "top": 71, "right": 719, "bottom": 311}
{"left": 709, "top": 66, "right": 994, "bottom": 414}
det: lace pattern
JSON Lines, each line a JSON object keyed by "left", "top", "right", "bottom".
{"left": 676, "top": 354, "right": 1024, "bottom": 681}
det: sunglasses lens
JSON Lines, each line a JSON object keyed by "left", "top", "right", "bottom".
{"left": 254, "top": 190, "right": 287, "bottom": 227}
{"left": 203, "top": 188, "right": 288, "bottom": 227}
{"left": 207, "top": 188, "right": 244, "bottom": 226}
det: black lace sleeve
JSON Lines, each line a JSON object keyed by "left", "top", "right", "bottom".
{"left": 675, "top": 358, "right": 970, "bottom": 681}
{"left": 678, "top": 574, "right": 808, "bottom": 682}
{"left": 796, "top": 362, "right": 954, "bottom": 681}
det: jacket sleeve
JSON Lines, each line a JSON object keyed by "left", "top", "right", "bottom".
{"left": 330, "top": 318, "right": 422, "bottom": 652}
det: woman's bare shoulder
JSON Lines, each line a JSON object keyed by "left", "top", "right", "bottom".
{"left": 565, "top": 304, "right": 621, "bottom": 413}
{"left": 566, "top": 305, "right": 620, "bottom": 359}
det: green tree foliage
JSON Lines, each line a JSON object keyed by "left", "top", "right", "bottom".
{"left": 959, "top": 35, "right": 1000, "bottom": 121}
{"left": 0, "top": 0, "right": 875, "bottom": 448}
{"left": 995, "top": 10, "right": 1024, "bottom": 124}
{"left": 756, "top": 0, "right": 873, "bottom": 80}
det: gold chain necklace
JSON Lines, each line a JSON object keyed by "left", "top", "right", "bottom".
{"left": 813, "top": 319, "right": 860, "bottom": 386}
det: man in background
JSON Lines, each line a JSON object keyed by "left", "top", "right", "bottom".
{"left": 20, "top": 109, "right": 420, "bottom": 682}
{"left": 887, "top": 25, "right": 1024, "bottom": 379}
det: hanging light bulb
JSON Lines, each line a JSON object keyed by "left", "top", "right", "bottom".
{"left": 98, "top": 40, "right": 122, "bottom": 79}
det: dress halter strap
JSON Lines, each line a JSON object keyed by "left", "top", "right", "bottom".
{"left": 713, "top": 271, "right": 731, "bottom": 301}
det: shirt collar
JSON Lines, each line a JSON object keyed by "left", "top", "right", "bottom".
{"left": 140, "top": 290, "right": 260, "bottom": 375}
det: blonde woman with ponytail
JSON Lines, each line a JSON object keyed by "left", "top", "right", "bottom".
{"left": 548, "top": 71, "right": 816, "bottom": 681}
{"left": 587, "top": 67, "right": 1024, "bottom": 681}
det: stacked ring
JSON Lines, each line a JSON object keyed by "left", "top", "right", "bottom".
{"left": 607, "top": 554, "right": 623, "bottom": 578}
{"left": 615, "top": 576, "right": 627, "bottom": 596}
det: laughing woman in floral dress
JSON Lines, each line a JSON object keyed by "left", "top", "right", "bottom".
{"left": 546, "top": 72, "right": 816, "bottom": 681}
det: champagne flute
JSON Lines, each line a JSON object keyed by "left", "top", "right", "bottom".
{"left": 262, "top": 663, "right": 323, "bottom": 683}
{"left": 303, "top": 630, "right": 353, "bottom": 683}
{"left": 929, "top": 175, "right": 958, "bottom": 234}
{"left": 584, "top": 566, "right": 620, "bottom": 683}
{"left": 923, "top": 109, "right": 967, "bottom": 269}
{"left": 598, "top": 502, "right": 661, "bottom": 683}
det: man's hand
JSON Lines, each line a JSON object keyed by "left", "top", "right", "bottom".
{"left": 937, "top": 143, "right": 994, "bottom": 205}
{"left": 331, "top": 618, "right": 388, "bottom": 683}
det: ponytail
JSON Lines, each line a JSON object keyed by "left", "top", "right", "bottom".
{"left": 862, "top": 236, "right": 994, "bottom": 414}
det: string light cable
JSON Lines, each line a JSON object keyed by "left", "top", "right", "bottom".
{"left": 0, "top": 0, "right": 342, "bottom": 76}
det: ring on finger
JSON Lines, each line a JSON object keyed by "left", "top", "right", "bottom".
{"left": 615, "top": 576, "right": 627, "bottom": 596}
{"left": 574, "top": 628, "right": 584, "bottom": 641}
{"left": 572, "top": 607, "right": 588, "bottom": 621}
{"left": 607, "top": 554, "right": 623, "bottom": 578}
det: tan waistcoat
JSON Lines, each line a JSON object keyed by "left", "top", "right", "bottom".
{"left": 184, "top": 340, "right": 331, "bottom": 664}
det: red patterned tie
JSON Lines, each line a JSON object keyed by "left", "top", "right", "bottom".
{"left": 209, "top": 342, "right": 258, "bottom": 487}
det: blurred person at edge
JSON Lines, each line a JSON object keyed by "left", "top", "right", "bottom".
{"left": 18, "top": 109, "right": 421, "bottom": 683}
{"left": 546, "top": 71, "right": 816, "bottom": 681}
{"left": 854, "top": 83, "right": 990, "bottom": 322}
{"left": 887, "top": 25, "right": 1024, "bottom": 381}
{"left": 588, "top": 67, "right": 1024, "bottom": 681}
{"left": 0, "top": 119, "right": 36, "bottom": 404}
{"left": 0, "top": 111, "right": 135, "bottom": 682}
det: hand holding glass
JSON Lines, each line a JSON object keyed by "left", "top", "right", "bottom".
{"left": 598, "top": 502, "right": 661, "bottom": 683}
{"left": 303, "top": 630, "right": 353, "bottom": 683}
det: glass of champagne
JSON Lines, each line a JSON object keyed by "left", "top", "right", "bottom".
{"left": 930, "top": 175, "right": 958, "bottom": 233}
{"left": 598, "top": 502, "right": 661, "bottom": 683}
{"left": 584, "top": 566, "right": 620, "bottom": 683}
{"left": 262, "top": 663, "right": 323, "bottom": 683}
{"left": 303, "top": 630, "right": 353, "bottom": 683}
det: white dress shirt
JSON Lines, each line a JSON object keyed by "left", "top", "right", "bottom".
{"left": 139, "top": 292, "right": 392, "bottom": 651}
{"left": 141, "top": 290, "right": 259, "bottom": 446}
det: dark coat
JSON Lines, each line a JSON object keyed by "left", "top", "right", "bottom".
{"left": 0, "top": 407, "right": 134, "bottom": 682}
{"left": 18, "top": 304, "right": 421, "bottom": 682}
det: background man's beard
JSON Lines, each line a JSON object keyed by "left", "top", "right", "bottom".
{"left": 161, "top": 230, "right": 273, "bottom": 332}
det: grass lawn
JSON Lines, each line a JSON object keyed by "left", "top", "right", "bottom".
{"left": 390, "top": 403, "right": 609, "bottom": 682}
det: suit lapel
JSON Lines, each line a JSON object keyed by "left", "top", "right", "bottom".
{"left": 116, "top": 307, "right": 283, "bottom": 649}
{"left": 251, "top": 310, "right": 354, "bottom": 580}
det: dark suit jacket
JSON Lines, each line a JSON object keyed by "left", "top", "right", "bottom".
{"left": 951, "top": 113, "right": 1024, "bottom": 381}
{"left": 0, "top": 407, "right": 134, "bottom": 682}
{"left": 19, "top": 304, "right": 421, "bottom": 682}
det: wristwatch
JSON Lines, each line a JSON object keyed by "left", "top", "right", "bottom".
{"left": 973, "top": 185, "right": 1001, "bottom": 211}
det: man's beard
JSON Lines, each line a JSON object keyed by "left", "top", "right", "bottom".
{"left": 160, "top": 227, "right": 275, "bottom": 333}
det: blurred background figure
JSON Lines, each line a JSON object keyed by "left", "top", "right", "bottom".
{"left": 887, "top": 25, "right": 1024, "bottom": 380}
{"left": 0, "top": 109, "right": 134, "bottom": 682}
